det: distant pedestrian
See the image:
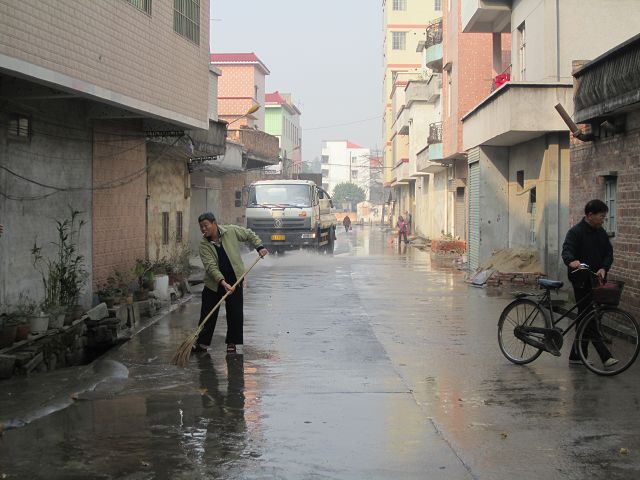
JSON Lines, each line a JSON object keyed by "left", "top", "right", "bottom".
{"left": 397, "top": 216, "right": 409, "bottom": 244}
{"left": 405, "top": 211, "right": 412, "bottom": 234}
{"left": 196, "top": 212, "right": 268, "bottom": 355}
{"left": 343, "top": 215, "right": 351, "bottom": 233}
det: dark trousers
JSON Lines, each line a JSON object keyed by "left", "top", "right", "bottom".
{"left": 197, "top": 284, "right": 244, "bottom": 346}
{"left": 570, "top": 283, "right": 612, "bottom": 361}
{"left": 398, "top": 231, "right": 408, "bottom": 244}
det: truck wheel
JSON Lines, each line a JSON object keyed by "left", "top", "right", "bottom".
{"left": 325, "top": 228, "right": 335, "bottom": 254}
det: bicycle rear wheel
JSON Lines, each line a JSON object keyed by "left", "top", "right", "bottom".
{"left": 498, "top": 298, "right": 548, "bottom": 364}
{"left": 577, "top": 307, "right": 640, "bottom": 376}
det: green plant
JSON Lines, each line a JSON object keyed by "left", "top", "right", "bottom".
{"left": 151, "top": 257, "right": 173, "bottom": 275}
{"left": 169, "top": 240, "right": 193, "bottom": 277}
{"left": 32, "top": 207, "right": 88, "bottom": 310}
{"left": 134, "top": 259, "right": 155, "bottom": 290}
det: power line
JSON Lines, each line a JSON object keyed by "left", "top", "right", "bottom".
{"left": 303, "top": 115, "right": 382, "bottom": 131}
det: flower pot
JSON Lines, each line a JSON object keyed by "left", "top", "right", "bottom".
{"left": 30, "top": 313, "right": 50, "bottom": 335}
{"left": 15, "top": 324, "right": 30, "bottom": 341}
{"left": 0, "top": 325, "right": 17, "bottom": 349}
{"left": 49, "top": 313, "right": 65, "bottom": 329}
{"left": 65, "top": 304, "right": 84, "bottom": 325}
{"left": 154, "top": 274, "right": 169, "bottom": 300}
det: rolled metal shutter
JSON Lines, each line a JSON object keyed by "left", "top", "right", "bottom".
{"left": 468, "top": 147, "right": 480, "bottom": 271}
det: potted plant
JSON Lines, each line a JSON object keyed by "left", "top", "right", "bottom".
{"left": 12, "top": 294, "right": 36, "bottom": 340}
{"left": 96, "top": 276, "right": 122, "bottom": 308}
{"left": 32, "top": 208, "right": 88, "bottom": 324}
{"left": 134, "top": 259, "right": 155, "bottom": 301}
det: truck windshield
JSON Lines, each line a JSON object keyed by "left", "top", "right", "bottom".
{"left": 248, "top": 184, "right": 312, "bottom": 207}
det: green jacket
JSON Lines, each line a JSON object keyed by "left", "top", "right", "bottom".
{"left": 199, "top": 224, "right": 264, "bottom": 291}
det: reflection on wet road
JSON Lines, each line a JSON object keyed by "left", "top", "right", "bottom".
{"left": 1, "top": 226, "right": 639, "bottom": 479}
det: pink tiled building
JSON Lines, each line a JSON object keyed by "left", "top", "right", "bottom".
{"left": 211, "top": 53, "right": 270, "bottom": 129}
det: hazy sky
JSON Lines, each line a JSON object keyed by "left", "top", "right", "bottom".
{"left": 210, "top": 0, "right": 383, "bottom": 162}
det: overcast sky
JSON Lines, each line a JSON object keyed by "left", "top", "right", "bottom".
{"left": 210, "top": 0, "right": 383, "bottom": 162}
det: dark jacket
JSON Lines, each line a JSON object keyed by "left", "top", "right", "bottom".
{"left": 561, "top": 218, "right": 613, "bottom": 283}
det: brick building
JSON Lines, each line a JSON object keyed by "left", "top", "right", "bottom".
{"left": 0, "top": 0, "right": 213, "bottom": 305}
{"left": 570, "top": 34, "right": 640, "bottom": 317}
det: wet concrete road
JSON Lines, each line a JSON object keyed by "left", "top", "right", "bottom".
{"left": 1, "top": 226, "right": 640, "bottom": 479}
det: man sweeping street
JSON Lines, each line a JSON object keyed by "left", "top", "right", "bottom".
{"left": 195, "top": 212, "right": 268, "bottom": 355}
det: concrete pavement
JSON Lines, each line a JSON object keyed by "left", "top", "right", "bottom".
{"left": 1, "top": 226, "right": 639, "bottom": 479}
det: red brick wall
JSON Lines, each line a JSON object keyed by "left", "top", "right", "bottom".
{"left": 92, "top": 120, "right": 147, "bottom": 287}
{"left": 570, "top": 128, "right": 640, "bottom": 317}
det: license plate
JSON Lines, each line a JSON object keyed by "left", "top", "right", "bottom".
{"left": 271, "top": 234, "right": 285, "bottom": 241}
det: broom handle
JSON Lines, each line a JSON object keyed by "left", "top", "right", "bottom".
{"left": 193, "top": 255, "right": 263, "bottom": 338}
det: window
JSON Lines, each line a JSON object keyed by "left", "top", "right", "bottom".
{"left": 321, "top": 155, "right": 329, "bottom": 164}
{"left": 605, "top": 177, "right": 617, "bottom": 234}
{"left": 518, "top": 22, "right": 526, "bottom": 80}
{"left": 351, "top": 170, "right": 358, "bottom": 179}
{"left": 529, "top": 187, "right": 537, "bottom": 246}
{"left": 176, "top": 211, "right": 183, "bottom": 243}
{"left": 516, "top": 170, "right": 524, "bottom": 191}
{"left": 254, "top": 85, "right": 258, "bottom": 100}
{"left": 393, "top": 0, "right": 407, "bottom": 10}
{"left": 162, "top": 212, "right": 170, "bottom": 245}
{"left": 173, "top": 0, "right": 200, "bottom": 44}
{"left": 392, "top": 32, "right": 406, "bottom": 50}
{"left": 127, "top": 0, "right": 151, "bottom": 14}
{"left": 8, "top": 114, "right": 30, "bottom": 140}
{"left": 434, "top": 0, "right": 442, "bottom": 11}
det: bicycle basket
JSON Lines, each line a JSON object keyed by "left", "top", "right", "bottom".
{"left": 592, "top": 281, "right": 624, "bottom": 305}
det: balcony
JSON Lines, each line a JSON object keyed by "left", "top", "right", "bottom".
{"left": 424, "top": 18, "right": 443, "bottom": 72}
{"left": 461, "top": 0, "right": 511, "bottom": 33}
{"left": 396, "top": 106, "right": 410, "bottom": 135}
{"left": 428, "top": 122, "right": 443, "bottom": 145}
{"left": 227, "top": 127, "right": 280, "bottom": 167}
{"left": 406, "top": 74, "right": 442, "bottom": 105}
{"left": 462, "top": 82, "right": 573, "bottom": 149}
{"left": 416, "top": 144, "right": 445, "bottom": 173}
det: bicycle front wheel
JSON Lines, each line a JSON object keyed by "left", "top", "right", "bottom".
{"left": 498, "top": 298, "right": 548, "bottom": 364}
{"left": 577, "top": 307, "right": 640, "bottom": 376}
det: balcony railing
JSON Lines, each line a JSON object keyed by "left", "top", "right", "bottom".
{"left": 227, "top": 127, "right": 279, "bottom": 164}
{"left": 428, "top": 122, "right": 443, "bottom": 144}
{"left": 425, "top": 18, "right": 443, "bottom": 49}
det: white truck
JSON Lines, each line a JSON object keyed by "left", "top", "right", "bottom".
{"left": 245, "top": 180, "right": 336, "bottom": 253}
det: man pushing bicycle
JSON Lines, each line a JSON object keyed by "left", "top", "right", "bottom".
{"left": 561, "top": 199, "right": 617, "bottom": 367}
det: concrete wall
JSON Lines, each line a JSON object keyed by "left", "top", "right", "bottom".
{"left": 147, "top": 146, "right": 191, "bottom": 262}
{"left": 478, "top": 146, "right": 509, "bottom": 261}
{"left": 570, "top": 110, "right": 640, "bottom": 318}
{"left": 0, "top": 0, "right": 210, "bottom": 129}
{"left": 511, "top": 0, "right": 640, "bottom": 82}
{"left": 0, "top": 99, "right": 93, "bottom": 307}
{"left": 92, "top": 120, "right": 146, "bottom": 288}
{"left": 216, "top": 64, "right": 266, "bottom": 129}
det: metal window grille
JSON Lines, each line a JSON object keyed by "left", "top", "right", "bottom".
{"left": 425, "top": 18, "right": 443, "bottom": 49}
{"left": 529, "top": 187, "right": 537, "bottom": 246}
{"left": 8, "top": 115, "right": 30, "bottom": 138}
{"left": 392, "top": 32, "right": 406, "bottom": 50}
{"left": 605, "top": 178, "right": 617, "bottom": 233}
{"left": 162, "top": 212, "right": 170, "bottom": 245}
{"left": 518, "top": 22, "right": 526, "bottom": 81}
{"left": 173, "top": 0, "right": 200, "bottom": 44}
{"left": 127, "top": 0, "right": 151, "bottom": 14}
{"left": 393, "top": 0, "right": 407, "bottom": 10}
{"left": 176, "top": 211, "right": 183, "bottom": 243}
{"left": 428, "top": 122, "right": 442, "bottom": 144}
{"left": 434, "top": 0, "right": 442, "bottom": 11}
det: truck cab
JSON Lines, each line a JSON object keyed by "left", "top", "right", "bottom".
{"left": 245, "top": 180, "right": 336, "bottom": 253}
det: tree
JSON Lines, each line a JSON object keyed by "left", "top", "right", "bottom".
{"left": 332, "top": 183, "right": 366, "bottom": 211}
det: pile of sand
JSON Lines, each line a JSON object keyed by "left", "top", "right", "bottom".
{"left": 479, "top": 246, "right": 544, "bottom": 273}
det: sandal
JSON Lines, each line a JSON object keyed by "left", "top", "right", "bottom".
{"left": 226, "top": 343, "right": 236, "bottom": 354}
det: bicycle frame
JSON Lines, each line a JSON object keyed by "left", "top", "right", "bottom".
{"left": 533, "top": 287, "right": 597, "bottom": 336}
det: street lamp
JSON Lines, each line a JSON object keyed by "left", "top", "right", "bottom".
{"left": 227, "top": 104, "right": 261, "bottom": 126}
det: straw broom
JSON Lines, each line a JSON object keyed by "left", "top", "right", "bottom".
{"left": 172, "top": 255, "right": 263, "bottom": 367}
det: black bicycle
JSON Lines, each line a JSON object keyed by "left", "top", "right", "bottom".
{"left": 497, "top": 265, "right": 640, "bottom": 376}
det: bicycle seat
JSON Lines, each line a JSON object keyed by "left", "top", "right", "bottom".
{"left": 538, "top": 278, "right": 563, "bottom": 289}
